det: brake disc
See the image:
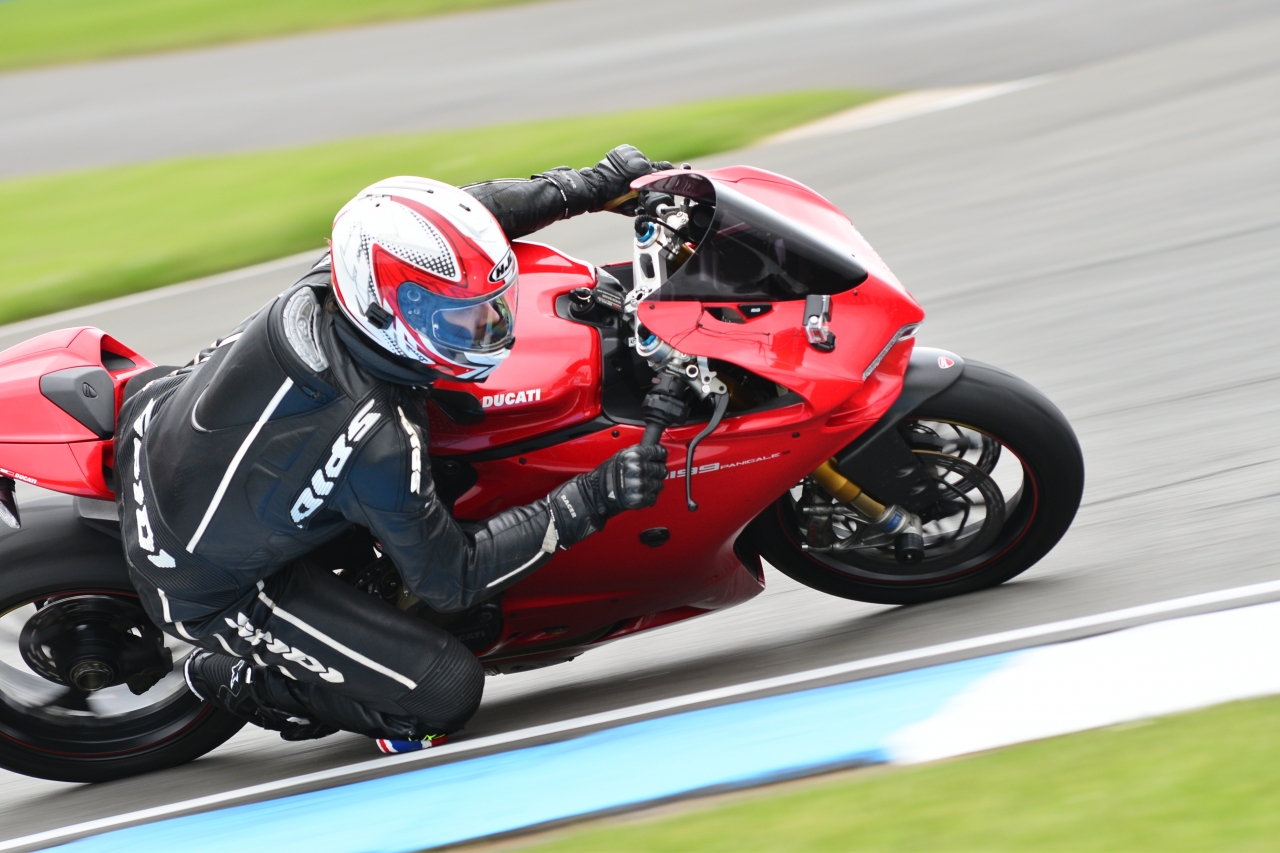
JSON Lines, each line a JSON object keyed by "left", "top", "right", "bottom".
{"left": 20, "top": 595, "right": 173, "bottom": 695}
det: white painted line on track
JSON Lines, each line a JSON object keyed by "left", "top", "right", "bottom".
{"left": 6, "top": 576, "right": 1280, "bottom": 852}
{"left": 0, "top": 250, "right": 320, "bottom": 340}
{"left": 759, "top": 76, "right": 1052, "bottom": 147}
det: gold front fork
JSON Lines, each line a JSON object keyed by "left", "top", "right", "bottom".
{"left": 810, "top": 459, "right": 888, "bottom": 518}
{"left": 809, "top": 460, "right": 925, "bottom": 565}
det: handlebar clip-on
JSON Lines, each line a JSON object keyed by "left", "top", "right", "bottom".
{"left": 640, "top": 372, "right": 688, "bottom": 447}
{"left": 640, "top": 374, "right": 730, "bottom": 511}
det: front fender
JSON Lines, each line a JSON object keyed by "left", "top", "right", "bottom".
{"left": 831, "top": 347, "right": 964, "bottom": 510}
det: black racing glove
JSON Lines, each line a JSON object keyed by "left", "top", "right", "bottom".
{"left": 584, "top": 144, "right": 675, "bottom": 212}
{"left": 547, "top": 444, "right": 669, "bottom": 547}
{"left": 541, "top": 145, "right": 672, "bottom": 216}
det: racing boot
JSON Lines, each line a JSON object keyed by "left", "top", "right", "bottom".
{"left": 375, "top": 733, "right": 450, "bottom": 755}
{"left": 184, "top": 651, "right": 337, "bottom": 741}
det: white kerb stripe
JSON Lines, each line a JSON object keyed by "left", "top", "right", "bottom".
{"left": 7, "top": 579, "right": 1280, "bottom": 853}
{"left": 256, "top": 585, "right": 416, "bottom": 690}
{"left": 186, "top": 378, "right": 294, "bottom": 553}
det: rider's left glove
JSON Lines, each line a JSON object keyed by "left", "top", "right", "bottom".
{"left": 585, "top": 145, "right": 674, "bottom": 211}
{"left": 548, "top": 444, "right": 669, "bottom": 547}
{"left": 539, "top": 145, "right": 672, "bottom": 216}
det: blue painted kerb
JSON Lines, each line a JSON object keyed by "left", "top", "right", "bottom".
{"left": 54, "top": 653, "right": 1008, "bottom": 853}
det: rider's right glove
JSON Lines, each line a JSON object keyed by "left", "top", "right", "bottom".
{"left": 548, "top": 444, "right": 669, "bottom": 547}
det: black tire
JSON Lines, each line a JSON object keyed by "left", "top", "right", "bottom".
{"left": 0, "top": 497, "right": 244, "bottom": 783}
{"left": 747, "top": 361, "right": 1083, "bottom": 605}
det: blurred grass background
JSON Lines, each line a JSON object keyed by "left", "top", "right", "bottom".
{"left": 0, "top": 0, "right": 543, "bottom": 72}
{"left": 513, "top": 696, "right": 1280, "bottom": 852}
{"left": 0, "top": 90, "right": 883, "bottom": 325}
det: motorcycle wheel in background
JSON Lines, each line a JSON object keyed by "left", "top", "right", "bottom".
{"left": 748, "top": 361, "right": 1084, "bottom": 606}
{"left": 0, "top": 500, "right": 244, "bottom": 783}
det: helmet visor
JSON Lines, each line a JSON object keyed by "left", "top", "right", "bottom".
{"left": 397, "top": 281, "right": 516, "bottom": 354}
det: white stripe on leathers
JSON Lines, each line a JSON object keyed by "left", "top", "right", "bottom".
{"left": 255, "top": 582, "right": 417, "bottom": 689}
{"left": 186, "top": 378, "right": 294, "bottom": 553}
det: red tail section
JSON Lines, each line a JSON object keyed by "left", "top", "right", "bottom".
{"left": 0, "top": 327, "right": 154, "bottom": 499}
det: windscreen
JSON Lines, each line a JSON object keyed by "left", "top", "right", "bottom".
{"left": 649, "top": 177, "right": 868, "bottom": 302}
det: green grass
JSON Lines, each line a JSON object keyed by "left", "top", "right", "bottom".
{"left": 511, "top": 696, "right": 1280, "bottom": 852}
{"left": 0, "top": 90, "right": 883, "bottom": 325}
{"left": 0, "top": 0, "right": 542, "bottom": 73}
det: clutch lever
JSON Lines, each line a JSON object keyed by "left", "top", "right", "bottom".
{"left": 683, "top": 392, "right": 730, "bottom": 512}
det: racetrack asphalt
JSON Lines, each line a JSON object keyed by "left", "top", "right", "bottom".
{"left": 2, "top": 9, "right": 1280, "bottom": 847}
{"left": 2, "top": 0, "right": 1279, "bottom": 178}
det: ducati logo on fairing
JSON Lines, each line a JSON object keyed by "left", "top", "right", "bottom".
{"left": 481, "top": 388, "right": 542, "bottom": 408}
{"left": 0, "top": 466, "right": 36, "bottom": 486}
{"left": 938, "top": 356, "right": 955, "bottom": 369}
{"left": 290, "top": 400, "right": 382, "bottom": 526}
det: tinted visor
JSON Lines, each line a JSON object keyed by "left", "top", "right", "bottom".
{"left": 397, "top": 281, "right": 516, "bottom": 354}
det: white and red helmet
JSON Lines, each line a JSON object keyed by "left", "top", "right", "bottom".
{"left": 330, "top": 176, "right": 518, "bottom": 380}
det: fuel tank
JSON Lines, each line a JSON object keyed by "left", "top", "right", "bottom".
{"left": 428, "top": 241, "right": 603, "bottom": 455}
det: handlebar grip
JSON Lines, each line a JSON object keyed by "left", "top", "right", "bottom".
{"left": 603, "top": 189, "right": 639, "bottom": 212}
{"left": 641, "top": 421, "right": 665, "bottom": 446}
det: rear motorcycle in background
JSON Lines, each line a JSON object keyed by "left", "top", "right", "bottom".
{"left": 0, "top": 166, "right": 1083, "bottom": 782}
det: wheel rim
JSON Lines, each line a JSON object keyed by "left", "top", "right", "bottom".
{"left": 779, "top": 419, "right": 1040, "bottom": 585}
{"left": 0, "top": 588, "right": 207, "bottom": 758}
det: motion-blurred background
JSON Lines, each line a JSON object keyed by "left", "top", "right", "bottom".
{"left": 2, "top": 1, "right": 1280, "bottom": 849}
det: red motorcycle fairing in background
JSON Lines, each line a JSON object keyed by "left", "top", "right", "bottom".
{"left": 0, "top": 166, "right": 924, "bottom": 668}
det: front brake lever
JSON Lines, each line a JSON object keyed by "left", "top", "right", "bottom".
{"left": 683, "top": 392, "right": 730, "bottom": 512}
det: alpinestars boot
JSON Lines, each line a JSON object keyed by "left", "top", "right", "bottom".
{"left": 184, "top": 651, "right": 337, "bottom": 741}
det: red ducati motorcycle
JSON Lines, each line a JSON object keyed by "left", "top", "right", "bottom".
{"left": 0, "top": 166, "right": 1083, "bottom": 782}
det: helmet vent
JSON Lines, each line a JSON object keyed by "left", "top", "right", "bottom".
{"left": 382, "top": 211, "right": 459, "bottom": 281}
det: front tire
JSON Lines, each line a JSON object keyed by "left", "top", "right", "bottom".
{"left": 748, "top": 361, "right": 1083, "bottom": 605}
{"left": 0, "top": 497, "right": 244, "bottom": 782}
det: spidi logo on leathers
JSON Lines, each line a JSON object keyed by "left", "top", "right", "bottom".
{"left": 224, "top": 612, "right": 343, "bottom": 683}
{"left": 290, "top": 400, "right": 382, "bottom": 526}
{"left": 129, "top": 398, "right": 175, "bottom": 569}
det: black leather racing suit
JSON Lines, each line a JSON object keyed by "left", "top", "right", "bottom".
{"left": 116, "top": 153, "right": 661, "bottom": 740}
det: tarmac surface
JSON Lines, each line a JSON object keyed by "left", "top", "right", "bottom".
{"left": 2, "top": 0, "right": 1279, "bottom": 178}
{"left": 2, "top": 6, "right": 1280, "bottom": 847}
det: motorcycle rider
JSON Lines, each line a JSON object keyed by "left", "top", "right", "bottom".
{"left": 115, "top": 146, "right": 671, "bottom": 753}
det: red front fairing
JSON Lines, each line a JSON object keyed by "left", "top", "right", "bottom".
{"left": 462, "top": 337, "right": 916, "bottom": 665}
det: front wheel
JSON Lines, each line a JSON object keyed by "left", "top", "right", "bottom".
{"left": 748, "top": 361, "right": 1083, "bottom": 605}
{"left": 0, "top": 498, "right": 245, "bottom": 782}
